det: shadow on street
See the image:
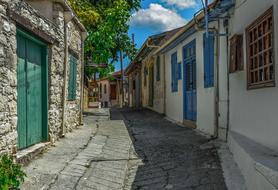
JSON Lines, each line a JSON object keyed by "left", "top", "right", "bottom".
{"left": 111, "top": 108, "right": 227, "bottom": 190}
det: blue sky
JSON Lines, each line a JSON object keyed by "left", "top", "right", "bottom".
{"left": 114, "top": 0, "right": 205, "bottom": 71}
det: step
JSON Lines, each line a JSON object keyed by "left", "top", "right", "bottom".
{"left": 17, "top": 142, "right": 51, "bottom": 166}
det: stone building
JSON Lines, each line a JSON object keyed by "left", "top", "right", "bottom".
{"left": 0, "top": 0, "right": 87, "bottom": 155}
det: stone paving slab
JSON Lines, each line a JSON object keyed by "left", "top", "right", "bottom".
{"left": 21, "top": 123, "right": 96, "bottom": 190}
{"left": 21, "top": 108, "right": 231, "bottom": 190}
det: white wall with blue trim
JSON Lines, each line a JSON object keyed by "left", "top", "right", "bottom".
{"left": 163, "top": 27, "right": 221, "bottom": 136}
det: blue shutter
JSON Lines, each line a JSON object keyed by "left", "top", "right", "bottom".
{"left": 171, "top": 52, "right": 178, "bottom": 92}
{"left": 178, "top": 62, "right": 182, "bottom": 80}
{"left": 203, "top": 32, "right": 215, "bottom": 88}
{"left": 171, "top": 61, "right": 174, "bottom": 92}
{"left": 174, "top": 53, "right": 178, "bottom": 91}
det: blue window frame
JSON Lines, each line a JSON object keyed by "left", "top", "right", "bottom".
{"left": 203, "top": 32, "right": 215, "bottom": 88}
{"left": 171, "top": 52, "right": 178, "bottom": 92}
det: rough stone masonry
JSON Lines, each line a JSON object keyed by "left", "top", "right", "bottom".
{"left": 0, "top": 0, "right": 85, "bottom": 155}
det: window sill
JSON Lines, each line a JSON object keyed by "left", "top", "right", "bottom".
{"left": 247, "top": 81, "right": 275, "bottom": 90}
{"left": 67, "top": 99, "right": 77, "bottom": 102}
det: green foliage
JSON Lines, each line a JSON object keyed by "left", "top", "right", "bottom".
{"left": 67, "top": 0, "right": 100, "bottom": 29}
{"left": 0, "top": 155, "right": 26, "bottom": 190}
{"left": 90, "top": 0, "right": 141, "bottom": 11}
{"left": 68, "top": 0, "right": 140, "bottom": 78}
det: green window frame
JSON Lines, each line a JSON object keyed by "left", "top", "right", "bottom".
{"left": 68, "top": 54, "right": 78, "bottom": 101}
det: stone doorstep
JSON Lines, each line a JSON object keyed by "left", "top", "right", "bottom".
{"left": 16, "top": 142, "right": 51, "bottom": 166}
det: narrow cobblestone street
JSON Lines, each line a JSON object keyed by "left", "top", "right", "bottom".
{"left": 22, "top": 109, "right": 227, "bottom": 190}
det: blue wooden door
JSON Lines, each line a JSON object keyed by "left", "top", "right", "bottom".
{"left": 183, "top": 40, "right": 197, "bottom": 121}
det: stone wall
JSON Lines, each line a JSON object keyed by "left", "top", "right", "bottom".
{"left": 0, "top": 0, "right": 84, "bottom": 154}
{"left": 64, "top": 20, "right": 82, "bottom": 132}
{"left": 0, "top": 0, "right": 18, "bottom": 154}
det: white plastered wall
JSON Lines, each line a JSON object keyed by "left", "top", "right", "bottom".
{"left": 98, "top": 80, "right": 110, "bottom": 105}
{"left": 229, "top": 0, "right": 278, "bottom": 151}
{"left": 164, "top": 31, "right": 216, "bottom": 135}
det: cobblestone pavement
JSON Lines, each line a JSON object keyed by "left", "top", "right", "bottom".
{"left": 114, "top": 109, "right": 227, "bottom": 190}
{"left": 21, "top": 108, "right": 227, "bottom": 190}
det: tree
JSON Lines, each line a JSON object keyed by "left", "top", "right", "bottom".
{"left": 68, "top": 0, "right": 140, "bottom": 78}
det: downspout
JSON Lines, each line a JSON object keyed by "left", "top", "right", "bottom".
{"left": 163, "top": 54, "right": 166, "bottom": 114}
{"left": 214, "top": 21, "right": 220, "bottom": 138}
{"left": 207, "top": 26, "right": 220, "bottom": 139}
{"left": 225, "top": 27, "right": 230, "bottom": 141}
{"left": 61, "top": 11, "right": 74, "bottom": 137}
{"left": 79, "top": 32, "right": 87, "bottom": 125}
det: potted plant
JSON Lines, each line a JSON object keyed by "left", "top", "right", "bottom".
{"left": 0, "top": 154, "right": 26, "bottom": 190}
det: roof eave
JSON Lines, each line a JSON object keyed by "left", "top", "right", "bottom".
{"left": 53, "top": 0, "right": 88, "bottom": 37}
{"left": 153, "top": 0, "right": 223, "bottom": 54}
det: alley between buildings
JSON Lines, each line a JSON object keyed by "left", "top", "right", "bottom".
{"left": 22, "top": 109, "right": 227, "bottom": 190}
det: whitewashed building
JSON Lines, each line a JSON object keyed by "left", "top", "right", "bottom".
{"left": 98, "top": 71, "right": 126, "bottom": 108}
{"left": 154, "top": 1, "right": 231, "bottom": 138}
{"left": 127, "top": 1, "right": 278, "bottom": 189}
{"left": 126, "top": 28, "right": 182, "bottom": 113}
{"left": 226, "top": 0, "right": 278, "bottom": 189}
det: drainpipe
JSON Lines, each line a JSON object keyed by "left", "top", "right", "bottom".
{"left": 207, "top": 25, "right": 220, "bottom": 139}
{"left": 163, "top": 54, "right": 166, "bottom": 114}
{"left": 214, "top": 22, "right": 220, "bottom": 138}
{"left": 79, "top": 32, "right": 87, "bottom": 125}
{"left": 61, "top": 11, "right": 74, "bottom": 137}
{"left": 225, "top": 27, "right": 230, "bottom": 142}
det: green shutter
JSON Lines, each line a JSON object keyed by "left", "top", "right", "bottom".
{"left": 68, "top": 55, "right": 77, "bottom": 100}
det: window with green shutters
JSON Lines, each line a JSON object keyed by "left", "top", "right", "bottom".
{"left": 68, "top": 55, "right": 78, "bottom": 100}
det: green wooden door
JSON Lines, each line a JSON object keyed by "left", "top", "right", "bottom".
{"left": 17, "top": 30, "right": 47, "bottom": 149}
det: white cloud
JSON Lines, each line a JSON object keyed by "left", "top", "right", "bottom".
{"left": 162, "top": 0, "right": 197, "bottom": 9}
{"left": 130, "top": 3, "right": 187, "bottom": 32}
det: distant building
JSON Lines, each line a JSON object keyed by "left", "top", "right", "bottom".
{"left": 125, "top": 28, "right": 182, "bottom": 112}
{"left": 97, "top": 70, "right": 127, "bottom": 108}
